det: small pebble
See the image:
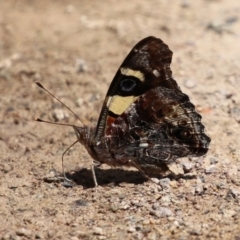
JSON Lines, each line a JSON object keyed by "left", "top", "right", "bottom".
{"left": 131, "top": 200, "right": 142, "bottom": 207}
{"left": 127, "top": 226, "right": 136, "bottom": 233}
{"left": 227, "top": 188, "right": 240, "bottom": 199}
{"left": 35, "top": 232, "right": 44, "bottom": 239}
{"left": 233, "top": 212, "right": 240, "bottom": 220}
{"left": 93, "top": 227, "right": 104, "bottom": 235}
{"left": 1, "top": 163, "right": 13, "bottom": 173}
{"left": 75, "top": 58, "right": 88, "bottom": 73}
{"left": 167, "top": 216, "right": 175, "bottom": 221}
{"left": 159, "top": 178, "right": 170, "bottom": 189}
{"left": 152, "top": 203, "right": 159, "bottom": 210}
{"left": 184, "top": 79, "right": 196, "bottom": 88}
{"left": 98, "top": 236, "right": 106, "bottom": 240}
{"left": 173, "top": 220, "right": 179, "bottom": 227}
{"left": 70, "top": 237, "right": 79, "bottom": 240}
{"left": 182, "top": 162, "right": 193, "bottom": 173}
{"left": 152, "top": 207, "right": 173, "bottom": 218}
{"left": 121, "top": 204, "right": 129, "bottom": 210}
{"left": 223, "top": 209, "right": 236, "bottom": 218}
{"left": 151, "top": 178, "right": 159, "bottom": 184}
{"left": 168, "top": 163, "right": 184, "bottom": 175}
{"left": 160, "top": 196, "right": 171, "bottom": 205}
{"left": 205, "top": 165, "right": 217, "bottom": 174}
{"left": 189, "top": 229, "right": 201, "bottom": 236}
{"left": 194, "top": 204, "right": 201, "bottom": 210}
{"left": 2, "top": 233, "right": 13, "bottom": 240}
{"left": 184, "top": 172, "right": 197, "bottom": 178}
{"left": 52, "top": 109, "right": 69, "bottom": 121}
{"left": 195, "top": 185, "right": 204, "bottom": 195}
{"left": 16, "top": 228, "right": 32, "bottom": 238}
{"left": 210, "top": 157, "right": 218, "bottom": 165}
{"left": 147, "top": 231, "right": 157, "bottom": 240}
{"left": 142, "top": 219, "right": 150, "bottom": 225}
{"left": 76, "top": 97, "right": 84, "bottom": 107}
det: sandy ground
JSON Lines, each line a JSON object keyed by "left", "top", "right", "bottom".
{"left": 1, "top": 0, "right": 240, "bottom": 239}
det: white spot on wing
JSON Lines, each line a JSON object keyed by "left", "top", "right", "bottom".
{"left": 106, "top": 96, "right": 112, "bottom": 107}
{"left": 139, "top": 142, "right": 149, "bottom": 148}
{"left": 153, "top": 69, "right": 160, "bottom": 77}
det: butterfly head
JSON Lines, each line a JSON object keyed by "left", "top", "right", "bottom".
{"left": 73, "top": 126, "right": 91, "bottom": 146}
{"left": 73, "top": 126, "right": 103, "bottom": 162}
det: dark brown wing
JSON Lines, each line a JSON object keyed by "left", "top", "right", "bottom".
{"left": 103, "top": 87, "right": 210, "bottom": 168}
{"left": 95, "top": 36, "right": 179, "bottom": 141}
{"left": 105, "top": 36, "right": 179, "bottom": 96}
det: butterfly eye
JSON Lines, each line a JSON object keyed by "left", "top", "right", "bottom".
{"left": 120, "top": 79, "right": 136, "bottom": 92}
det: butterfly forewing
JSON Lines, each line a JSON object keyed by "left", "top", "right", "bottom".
{"left": 95, "top": 36, "right": 180, "bottom": 142}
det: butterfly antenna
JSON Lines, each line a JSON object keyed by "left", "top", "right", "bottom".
{"left": 36, "top": 118, "right": 81, "bottom": 128}
{"left": 36, "top": 82, "right": 85, "bottom": 126}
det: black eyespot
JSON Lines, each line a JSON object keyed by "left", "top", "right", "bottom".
{"left": 180, "top": 129, "right": 193, "bottom": 140}
{"left": 171, "top": 128, "right": 193, "bottom": 140}
{"left": 120, "top": 79, "right": 136, "bottom": 92}
{"left": 178, "top": 119, "right": 189, "bottom": 127}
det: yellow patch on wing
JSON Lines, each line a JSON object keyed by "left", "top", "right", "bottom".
{"left": 108, "top": 95, "right": 138, "bottom": 115}
{"left": 120, "top": 68, "right": 145, "bottom": 82}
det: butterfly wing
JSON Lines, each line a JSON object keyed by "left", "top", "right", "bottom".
{"left": 91, "top": 36, "right": 210, "bottom": 169}
{"left": 94, "top": 36, "right": 180, "bottom": 142}
{"left": 103, "top": 87, "right": 210, "bottom": 169}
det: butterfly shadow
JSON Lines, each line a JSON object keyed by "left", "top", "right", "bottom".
{"left": 65, "top": 165, "right": 181, "bottom": 189}
{"left": 66, "top": 167, "right": 151, "bottom": 189}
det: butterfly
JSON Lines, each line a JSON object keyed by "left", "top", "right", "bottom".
{"left": 37, "top": 36, "right": 211, "bottom": 185}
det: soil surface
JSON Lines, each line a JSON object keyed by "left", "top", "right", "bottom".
{"left": 1, "top": 0, "right": 240, "bottom": 239}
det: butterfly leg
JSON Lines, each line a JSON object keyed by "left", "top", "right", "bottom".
{"left": 91, "top": 160, "right": 98, "bottom": 191}
{"left": 128, "top": 160, "right": 153, "bottom": 182}
{"left": 128, "top": 159, "right": 170, "bottom": 186}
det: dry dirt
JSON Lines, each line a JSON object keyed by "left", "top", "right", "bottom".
{"left": 1, "top": 0, "right": 240, "bottom": 239}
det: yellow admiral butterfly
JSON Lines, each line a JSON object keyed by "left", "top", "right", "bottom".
{"left": 37, "top": 36, "right": 211, "bottom": 185}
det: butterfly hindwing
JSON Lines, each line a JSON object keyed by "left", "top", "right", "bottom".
{"left": 103, "top": 87, "right": 210, "bottom": 169}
